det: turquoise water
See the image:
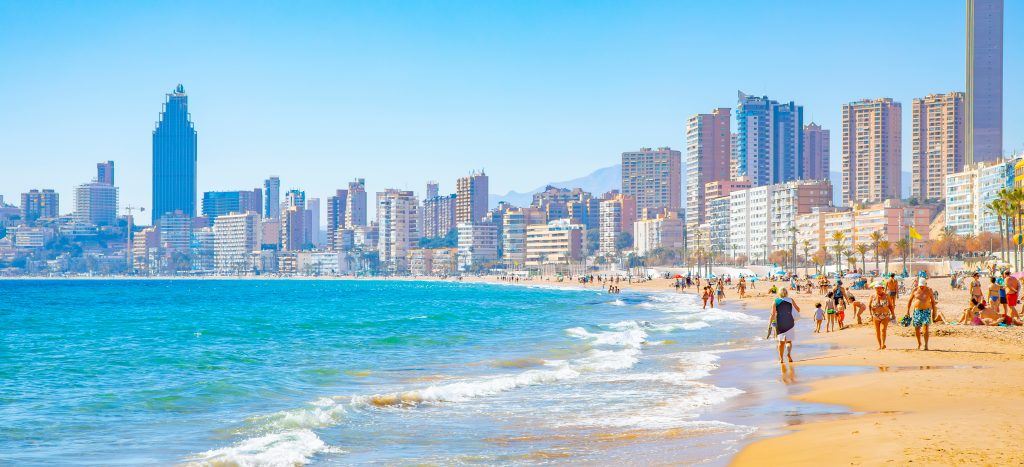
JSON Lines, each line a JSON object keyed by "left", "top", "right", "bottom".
{"left": 0, "top": 280, "right": 768, "bottom": 465}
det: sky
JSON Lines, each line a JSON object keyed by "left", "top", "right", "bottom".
{"left": 1, "top": 0, "right": 1021, "bottom": 224}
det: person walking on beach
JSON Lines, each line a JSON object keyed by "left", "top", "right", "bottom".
{"left": 702, "top": 285, "right": 712, "bottom": 309}
{"left": 905, "top": 277, "right": 937, "bottom": 350}
{"left": 886, "top": 273, "right": 899, "bottom": 300}
{"left": 869, "top": 282, "right": 894, "bottom": 349}
{"left": 716, "top": 280, "right": 726, "bottom": 304}
{"left": 813, "top": 302, "right": 824, "bottom": 333}
{"left": 769, "top": 288, "right": 800, "bottom": 363}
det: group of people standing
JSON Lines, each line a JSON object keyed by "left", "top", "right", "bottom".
{"left": 770, "top": 273, "right": 943, "bottom": 363}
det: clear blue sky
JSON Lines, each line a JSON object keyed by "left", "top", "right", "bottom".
{"left": 1, "top": 0, "right": 1020, "bottom": 224}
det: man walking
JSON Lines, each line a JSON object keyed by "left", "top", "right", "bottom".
{"left": 905, "top": 277, "right": 937, "bottom": 350}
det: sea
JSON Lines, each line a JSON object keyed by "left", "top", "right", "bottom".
{"left": 0, "top": 279, "right": 832, "bottom": 466}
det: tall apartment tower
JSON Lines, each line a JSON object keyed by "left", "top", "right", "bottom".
{"left": 264, "top": 176, "right": 281, "bottom": 221}
{"left": 729, "top": 133, "right": 740, "bottom": 181}
{"left": 152, "top": 84, "right": 198, "bottom": 220}
{"left": 912, "top": 92, "right": 966, "bottom": 202}
{"left": 734, "top": 92, "right": 804, "bottom": 187}
{"left": 20, "top": 189, "right": 59, "bottom": 224}
{"left": 621, "top": 147, "right": 681, "bottom": 213}
{"left": 426, "top": 181, "right": 439, "bottom": 200}
{"left": 455, "top": 171, "right": 488, "bottom": 224}
{"left": 327, "top": 189, "right": 348, "bottom": 250}
{"left": 803, "top": 123, "right": 830, "bottom": 181}
{"left": 842, "top": 98, "right": 902, "bottom": 205}
{"left": 966, "top": 0, "right": 1003, "bottom": 164}
{"left": 307, "top": 197, "right": 321, "bottom": 247}
{"left": 377, "top": 189, "right": 420, "bottom": 273}
{"left": 685, "top": 108, "right": 731, "bottom": 228}
{"left": 97, "top": 161, "right": 115, "bottom": 185}
{"left": 345, "top": 178, "right": 367, "bottom": 227}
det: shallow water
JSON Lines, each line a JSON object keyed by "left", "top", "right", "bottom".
{"left": 0, "top": 280, "right": 771, "bottom": 465}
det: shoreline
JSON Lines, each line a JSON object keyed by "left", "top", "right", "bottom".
{"left": 13, "top": 274, "right": 1024, "bottom": 464}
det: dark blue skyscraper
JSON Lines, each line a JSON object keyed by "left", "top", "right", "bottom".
{"left": 152, "top": 84, "right": 197, "bottom": 220}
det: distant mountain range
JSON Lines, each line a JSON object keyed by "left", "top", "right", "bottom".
{"left": 489, "top": 164, "right": 621, "bottom": 208}
{"left": 493, "top": 166, "right": 909, "bottom": 209}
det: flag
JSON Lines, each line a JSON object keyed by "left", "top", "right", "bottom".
{"left": 908, "top": 226, "right": 922, "bottom": 241}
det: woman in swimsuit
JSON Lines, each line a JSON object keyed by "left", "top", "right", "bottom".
{"left": 869, "top": 282, "right": 894, "bottom": 349}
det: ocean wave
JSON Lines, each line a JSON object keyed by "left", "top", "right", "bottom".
{"left": 242, "top": 397, "right": 347, "bottom": 433}
{"left": 669, "top": 351, "right": 722, "bottom": 380}
{"left": 352, "top": 364, "right": 581, "bottom": 407}
{"left": 186, "top": 429, "right": 345, "bottom": 467}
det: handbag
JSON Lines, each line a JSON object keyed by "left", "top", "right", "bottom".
{"left": 899, "top": 315, "right": 912, "bottom": 327}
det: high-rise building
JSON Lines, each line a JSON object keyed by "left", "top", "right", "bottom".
{"left": 456, "top": 171, "right": 489, "bottom": 224}
{"left": 966, "top": 0, "right": 1003, "bottom": 164}
{"left": 730, "top": 133, "right": 740, "bottom": 181}
{"left": 685, "top": 108, "right": 732, "bottom": 230}
{"left": 803, "top": 123, "right": 830, "bottom": 181}
{"left": 307, "top": 198, "right": 321, "bottom": 247}
{"left": 152, "top": 84, "right": 198, "bottom": 220}
{"left": 912, "top": 92, "right": 966, "bottom": 202}
{"left": 945, "top": 157, "right": 1016, "bottom": 235}
{"left": 598, "top": 194, "right": 636, "bottom": 256}
{"left": 426, "top": 181, "right": 439, "bottom": 200}
{"left": 283, "top": 189, "right": 305, "bottom": 210}
{"left": 501, "top": 207, "right": 547, "bottom": 266}
{"left": 264, "top": 177, "right": 281, "bottom": 221}
{"left": 157, "top": 210, "right": 192, "bottom": 252}
{"left": 735, "top": 92, "right": 805, "bottom": 187}
{"left": 213, "top": 211, "right": 261, "bottom": 274}
{"left": 20, "top": 189, "right": 59, "bottom": 224}
{"left": 201, "top": 190, "right": 262, "bottom": 221}
{"left": 280, "top": 206, "right": 308, "bottom": 251}
{"left": 524, "top": 219, "right": 584, "bottom": 266}
{"left": 377, "top": 189, "right": 420, "bottom": 273}
{"left": 456, "top": 222, "right": 498, "bottom": 271}
{"left": 346, "top": 179, "right": 367, "bottom": 228}
{"left": 842, "top": 98, "right": 902, "bottom": 205}
{"left": 422, "top": 193, "right": 457, "bottom": 239}
{"left": 74, "top": 183, "right": 118, "bottom": 226}
{"left": 96, "top": 161, "right": 115, "bottom": 185}
{"left": 633, "top": 211, "right": 684, "bottom": 256}
{"left": 729, "top": 180, "right": 833, "bottom": 261}
{"left": 327, "top": 189, "right": 348, "bottom": 250}
{"left": 621, "top": 147, "right": 681, "bottom": 213}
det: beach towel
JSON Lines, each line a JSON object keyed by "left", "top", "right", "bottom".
{"left": 775, "top": 298, "right": 795, "bottom": 334}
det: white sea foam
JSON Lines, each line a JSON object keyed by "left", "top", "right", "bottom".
{"left": 244, "top": 397, "right": 347, "bottom": 432}
{"left": 669, "top": 351, "right": 723, "bottom": 380}
{"left": 352, "top": 364, "right": 581, "bottom": 407}
{"left": 186, "top": 429, "right": 345, "bottom": 467}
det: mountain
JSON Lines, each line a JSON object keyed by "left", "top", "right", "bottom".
{"left": 489, "top": 164, "right": 622, "bottom": 208}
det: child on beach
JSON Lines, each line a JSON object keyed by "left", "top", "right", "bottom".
{"left": 825, "top": 293, "right": 837, "bottom": 332}
{"left": 836, "top": 298, "right": 847, "bottom": 329}
{"left": 814, "top": 303, "right": 824, "bottom": 333}
{"left": 849, "top": 295, "right": 866, "bottom": 325}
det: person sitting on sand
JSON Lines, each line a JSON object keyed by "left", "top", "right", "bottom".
{"left": 868, "top": 282, "right": 894, "bottom": 349}
{"left": 769, "top": 288, "right": 800, "bottom": 363}
{"left": 905, "top": 277, "right": 937, "bottom": 350}
{"left": 849, "top": 295, "right": 867, "bottom": 325}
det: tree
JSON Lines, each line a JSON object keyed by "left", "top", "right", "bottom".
{"left": 830, "top": 231, "right": 847, "bottom": 275}
{"left": 855, "top": 243, "right": 870, "bottom": 273}
{"left": 896, "top": 238, "right": 910, "bottom": 274}
{"left": 801, "top": 240, "right": 811, "bottom": 274}
{"left": 615, "top": 232, "right": 633, "bottom": 251}
{"left": 869, "top": 230, "right": 883, "bottom": 272}
{"left": 878, "top": 240, "right": 892, "bottom": 274}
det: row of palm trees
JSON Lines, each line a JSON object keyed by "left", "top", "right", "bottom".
{"left": 984, "top": 187, "right": 1024, "bottom": 270}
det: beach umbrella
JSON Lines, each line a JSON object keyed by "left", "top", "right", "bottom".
{"left": 845, "top": 273, "right": 862, "bottom": 278}
{"left": 674, "top": 274, "right": 683, "bottom": 279}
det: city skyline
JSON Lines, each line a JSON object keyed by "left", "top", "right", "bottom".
{"left": 1, "top": 1, "right": 1021, "bottom": 225}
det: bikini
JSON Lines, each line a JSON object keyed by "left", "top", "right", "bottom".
{"left": 870, "top": 295, "right": 891, "bottom": 320}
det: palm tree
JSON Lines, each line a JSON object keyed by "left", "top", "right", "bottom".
{"left": 896, "top": 238, "right": 910, "bottom": 275}
{"left": 801, "top": 240, "right": 811, "bottom": 275}
{"left": 830, "top": 231, "right": 847, "bottom": 275}
{"left": 869, "top": 230, "right": 884, "bottom": 272}
{"left": 985, "top": 199, "right": 1007, "bottom": 264}
{"left": 855, "top": 243, "right": 870, "bottom": 273}
{"left": 879, "top": 240, "right": 892, "bottom": 274}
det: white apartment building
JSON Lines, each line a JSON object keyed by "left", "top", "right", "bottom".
{"left": 524, "top": 219, "right": 584, "bottom": 266}
{"left": 74, "top": 182, "right": 119, "bottom": 227}
{"left": 213, "top": 212, "right": 261, "bottom": 274}
{"left": 457, "top": 222, "right": 498, "bottom": 271}
{"left": 377, "top": 190, "right": 419, "bottom": 274}
{"left": 633, "top": 214, "right": 684, "bottom": 256}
